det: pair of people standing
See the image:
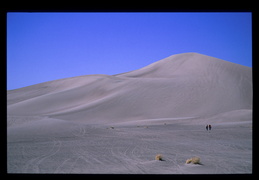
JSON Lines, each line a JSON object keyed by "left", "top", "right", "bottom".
{"left": 206, "top": 124, "right": 212, "bottom": 131}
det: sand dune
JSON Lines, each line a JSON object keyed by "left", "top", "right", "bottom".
{"left": 7, "top": 52, "right": 252, "bottom": 174}
{"left": 7, "top": 53, "right": 252, "bottom": 124}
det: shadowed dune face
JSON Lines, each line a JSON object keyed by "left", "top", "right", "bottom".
{"left": 7, "top": 53, "right": 252, "bottom": 124}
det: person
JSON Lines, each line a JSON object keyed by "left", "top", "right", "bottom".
{"left": 206, "top": 125, "right": 208, "bottom": 131}
{"left": 208, "top": 124, "right": 212, "bottom": 131}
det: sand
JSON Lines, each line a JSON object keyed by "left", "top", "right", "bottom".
{"left": 7, "top": 52, "right": 252, "bottom": 174}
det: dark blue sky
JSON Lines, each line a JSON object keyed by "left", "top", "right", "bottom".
{"left": 7, "top": 12, "right": 252, "bottom": 90}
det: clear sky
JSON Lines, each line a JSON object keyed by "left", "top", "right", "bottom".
{"left": 7, "top": 12, "right": 252, "bottom": 90}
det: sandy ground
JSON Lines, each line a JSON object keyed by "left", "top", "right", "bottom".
{"left": 7, "top": 53, "right": 252, "bottom": 174}
{"left": 7, "top": 112, "right": 252, "bottom": 174}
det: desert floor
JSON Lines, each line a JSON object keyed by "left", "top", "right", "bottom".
{"left": 7, "top": 112, "right": 252, "bottom": 174}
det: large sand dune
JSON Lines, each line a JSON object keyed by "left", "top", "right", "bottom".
{"left": 7, "top": 53, "right": 252, "bottom": 174}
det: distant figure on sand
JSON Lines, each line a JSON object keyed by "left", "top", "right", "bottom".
{"left": 206, "top": 124, "right": 212, "bottom": 131}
